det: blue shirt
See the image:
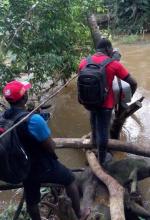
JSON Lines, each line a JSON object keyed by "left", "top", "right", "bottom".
{"left": 27, "top": 114, "right": 51, "bottom": 142}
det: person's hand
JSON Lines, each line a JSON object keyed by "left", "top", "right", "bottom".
{"left": 112, "top": 48, "right": 121, "bottom": 61}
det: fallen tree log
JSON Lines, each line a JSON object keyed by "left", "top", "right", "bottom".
{"left": 1, "top": 158, "right": 150, "bottom": 220}
{"left": 86, "top": 150, "right": 125, "bottom": 220}
{"left": 110, "top": 97, "right": 144, "bottom": 139}
{"left": 54, "top": 138, "right": 150, "bottom": 158}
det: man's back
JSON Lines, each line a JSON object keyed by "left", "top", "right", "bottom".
{"left": 79, "top": 52, "right": 129, "bottom": 108}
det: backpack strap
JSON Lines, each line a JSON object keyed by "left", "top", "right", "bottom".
{"left": 99, "top": 57, "right": 113, "bottom": 68}
{"left": 11, "top": 111, "right": 30, "bottom": 125}
{"left": 99, "top": 58, "right": 113, "bottom": 90}
{"left": 86, "top": 56, "right": 92, "bottom": 65}
{"left": 85, "top": 57, "right": 113, "bottom": 91}
{"left": 86, "top": 56, "right": 113, "bottom": 68}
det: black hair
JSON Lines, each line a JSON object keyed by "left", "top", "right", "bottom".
{"left": 96, "top": 38, "right": 112, "bottom": 50}
{"left": 7, "top": 92, "right": 28, "bottom": 106}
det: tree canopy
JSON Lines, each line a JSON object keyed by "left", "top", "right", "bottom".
{"left": 0, "top": 0, "right": 150, "bottom": 92}
{"left": 105, "top": 0, "right": 150, "bottom": 34}
{"left": 0, "top": 0, "right": 96, "bottom": 91}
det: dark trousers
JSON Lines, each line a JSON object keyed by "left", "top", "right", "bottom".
{"left": 23, "top": 158, "right": 75, "bottom": 206}
{"left": 90, "top": 108, "right": 112, "bottom": 164}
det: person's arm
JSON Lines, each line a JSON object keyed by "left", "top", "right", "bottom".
{"left": 123, "top": 74, "right": 137, "bottom": 95}
{"left": 28, "top": 114, "right": 58, "bottom": 159}
{"left": 114, "top": 61, "right": 137, "bottom": 96}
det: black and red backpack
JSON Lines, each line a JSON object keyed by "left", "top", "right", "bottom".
{"left": 77, "top": 57, "right": 113, "bottom": 110}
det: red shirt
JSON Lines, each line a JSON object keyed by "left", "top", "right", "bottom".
{"left": 78, "top": 53, "right": 129, "bottom": 109}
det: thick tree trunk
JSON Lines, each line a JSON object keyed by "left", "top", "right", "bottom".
{"left": 96, "top": 14, "right": 113, "bottom": 27}
{"left": 86, "top": 150, "right": 125, "bottom": 220}
{"left": 87, "top": 14, "right": 101, "bottom": 48}
{"left": 110, "top": 97, "right": 144, "bottom": 139}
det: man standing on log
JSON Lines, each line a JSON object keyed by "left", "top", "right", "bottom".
{"left": 2, "top": 80, "right": 89, "bottom": 220}
{"left": 78, "top": 38, "right": 137, "bottom": 165}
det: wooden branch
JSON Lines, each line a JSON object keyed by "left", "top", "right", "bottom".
{"left": 128, "top": 201, "right": 150, "bottom": 218}
{"left": 108, "top": 139, "right": 150, "bottom": 157}
{"left": 110, "top": 97, "right": 144, "bottom": 139}
{"left": 41, "top": 201, "right": 57, "bottom": 210}
{"left": 53, "top": 138, "right": 150, "bottom": 158}
{"left": 81, "top": 169, "right": 97, "bottom": 210}
{"left": 57, "top": 196, "right": 78, "bottom": 220}
{"left": 86, "top": 150, "right": 125, "bottom": 220}
{"left": 41, "top": 196, "right": 78, "bottom": 220}
{"left": 120, "top": 97, "right": 144, "bottom": 119}
{"left": 2, "top": 164, "right": 149, "bottom": 193}
{"left": 128, "top": 168, "right": 138, "bottom": 195}
{"left": 124, "top": 166, "right": 150, "bottom": 187}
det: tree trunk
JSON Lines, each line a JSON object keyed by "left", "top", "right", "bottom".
{"left": 96, "top": 14, "right": 113, "bottom": 27}
{"left": 110, "top": 97, "right": 144, "bottom": 139}
{"left": 54, "top": 137, "right": 150, "bottom": 158}
{"left": 86, "top": 150, "right": 125, "bottom": 220}
{"left": 87, "top": 14, "right": 101, "bottom": 48}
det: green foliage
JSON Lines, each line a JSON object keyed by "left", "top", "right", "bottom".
{"left": 104, "top": 0, "right": 150, "bottom": 34}
{"left": 2, "top": 0, "right": 148, "bottom": 92}
{"left": 118, "top": 34, "right": 139, "bottom": 44}
{"left": 0, "top": 203, "right": 29, "bottom": 220}
{"left": 121, "top": 35, "right": 139, "bottom": 44}
{"left": 0, "top": 0, "right": 105, "bottom": 91}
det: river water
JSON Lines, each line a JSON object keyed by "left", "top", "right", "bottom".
{"left": 1, "top": 35, "right": 150, "bottom": 212}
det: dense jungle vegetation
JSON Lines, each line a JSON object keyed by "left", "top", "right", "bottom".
{"left": 0, "top": 0, "right": 150, "bottom": 92}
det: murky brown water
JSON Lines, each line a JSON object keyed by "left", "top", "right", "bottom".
{"left": 1, "top": 34, "right": 150, "bottom": 212}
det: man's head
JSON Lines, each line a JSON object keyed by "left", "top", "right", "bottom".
{"left": 96, "top": 38, "right": 113, "bottom": 57}
{"left": 3, "top": 80, "right": 31, "bottom": 106}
